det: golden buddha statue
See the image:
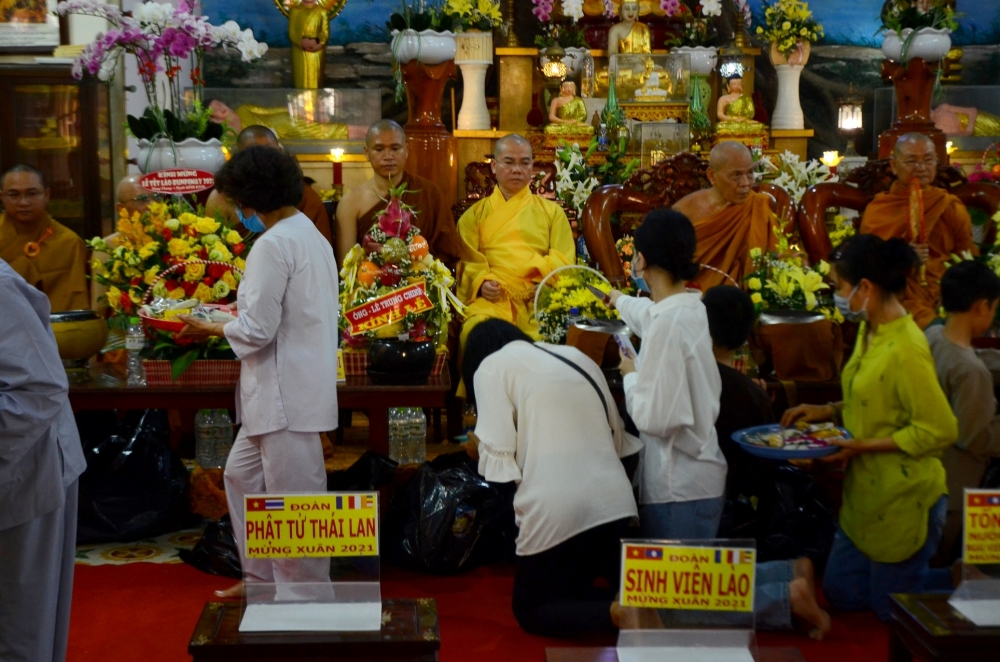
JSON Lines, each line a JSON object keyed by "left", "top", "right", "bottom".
{"left": 276, "top": 0, "right": 336, "bottom": 89}
{"left": 608, "top": 1, "right": 652, "bottom": 56}
{"left": 715, "top": 75, "right": 767, "bottom": 138}
{"left": 584, "top": 0, "right": 667, "bottom": 17}
{"left": 208, "top": 100, "right": 349, "bottom": 141}
{"left": 545, "top": 81, "right": 594, "bottom": 136}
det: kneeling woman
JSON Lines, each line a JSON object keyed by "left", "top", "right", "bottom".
{"left": 464, "top": 319, "right": 641, "bottom": 637}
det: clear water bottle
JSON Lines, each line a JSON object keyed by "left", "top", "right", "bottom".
{"left": 195, "top": 409, "right": 216, "bottom": 469}
{"left": 214, "top": 409, "right": 234, "bottom": 468}
{"left": 461, "top": 403, "right": 478, "bottom": 437}
{"left": 597, "top": 123, "right": 609, "bottom": 151}
{"left": 567, "top": 307, "right": 583, "bottom": 330}
{"left": 389, "top": 408, "right": 408, "bottom": 464}
{"left": 125, "top": 316, "right": 147, "bottom": 387}
{"left": 407, "top": 408, "right": 427, "bottom": 465}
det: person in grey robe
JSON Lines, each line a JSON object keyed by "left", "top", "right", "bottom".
{"left": 0, "top": 258, "right": 87, "bottom": 662}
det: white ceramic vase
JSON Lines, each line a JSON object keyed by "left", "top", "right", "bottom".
{"left": 881, "top": 27, "right": 952, "bottom": 62}
{"left": 562, "top": 47, "right": 588, "bottom": 78}
{"left": 391, "top": 29, "right": 457, "bottom": 65}
{"left": 771, "top": 65, "right": 805, "bottom": 130}
{"left": 455, "top": 31, "right": 493, "bottom": 130}
{"left": 674, "top": 46, "right": 718, "bottom": 77}
{"left": 135, "top": 137, "right": 226, "bottom": 174}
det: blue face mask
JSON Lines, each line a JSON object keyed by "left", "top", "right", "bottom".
{"left": 236, "top": 207, "right": 266, "bottom": 234}
{"left": 630, "top": 257, "right": 650, "bottom": 293}
{"left": 834, "top": 284, "right": 868, "bottom": 322}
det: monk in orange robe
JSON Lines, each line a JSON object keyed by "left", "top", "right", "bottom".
{"left": 860, "top": 132, "right": 976, "bottom": 329}
{"left": 673, "top": 141, "right": 779, "bottom": 289}
{"left": 337, "top": 120, "right": 462, "bottom": 269}
{"left": 0, "top": 165, "right": 89, "bottom": 312}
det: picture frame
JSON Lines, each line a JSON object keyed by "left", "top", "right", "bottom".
{"left": 638, "top": 121, "right": 690, "bottom": 169}
{"left": 0, "top": 0, "right": 65, "bottom": 55}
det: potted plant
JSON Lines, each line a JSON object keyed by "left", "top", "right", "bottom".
{"left": 754, "top": 0, "right": 823, "bottom": 130}
{"left": 448, "top": 0, "right": 505, "bottom": 130}
{"left": 534, "top": 22, "right": 590, "bottom": 78}
{"left": 388, "top": 1, "right": 459, "bottom": 101}
{"left": 755, "top": 150, "right": 837, "bottom": 205}
{"left": 666, "top": 0, "right": 722, "bottom": 77}
{"left": 59, "top": 0, "right": 266, "bottom": 174}
{"left": 879, "top": 0, "right": 958, "bottom": 63}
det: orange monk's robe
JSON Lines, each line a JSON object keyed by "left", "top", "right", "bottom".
{"left": 298, "top": 183, "right": 333, "bottom": 246}
{"left": 689, "top": 190, "right": 779, "bottom": 290}
{"left": 0, "top": 214, "right": 89, "bottom": 312}
{"left": 356, "top": 172, "right": 463, "bottom": 269}
{"left": 861, "top": 181, "right": 976, "bottom": 329}
{"left": 457, "top": 185, "right": 576, "bottom": 346}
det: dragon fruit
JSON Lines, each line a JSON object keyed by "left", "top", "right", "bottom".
{"left": 377, "top": 186, "right": 413, "bottom": 238}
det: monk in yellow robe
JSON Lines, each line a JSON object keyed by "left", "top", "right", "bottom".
{"left": 457, "top": 134, "right": 575, "bottom": 348}
{"left": 860, "top": 132, "right": 976, "bottom": 329}
{"left": 0, "top": 165, "right": 89, "bottom": 312}
{"left": 673, "top": 141, "right": 779, "bottom": 289}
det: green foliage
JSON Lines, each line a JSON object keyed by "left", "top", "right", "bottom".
{"left": 126, "top": 104, "right": 224, "bottom": 143}
{"left": 534, "top": 23, "right": 589, "bottom": 49}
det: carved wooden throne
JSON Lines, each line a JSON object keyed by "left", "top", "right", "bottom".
{"left": 452, "top": 160, "right": 577, "bottom": 229}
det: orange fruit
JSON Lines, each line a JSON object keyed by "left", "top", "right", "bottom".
{"left": 992, "top": 164, "right": 1000, "bottom": 176}
{"left": 408, "top": 235, "right": 430, "bottom": 260}
{"left": 357, "top": 261, "right": 381, "bottom": 287}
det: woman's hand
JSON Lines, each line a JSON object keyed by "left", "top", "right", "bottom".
{"left": 177, "top": 315, "right": 226, "bottom": 340}
{"left": 466, "top": 431, "right": 481, "bottom": 462}
{"left": 619, "top": 349, "right": 636, "bottom": 375}
{"left": 607, "top": 290, "right": 625, "bottom": 310}
{"left": 780, "top": 403, "right": 836, "bottom": 428}
{"left": 821, "top": 438, "right": 864, "bottom": 464}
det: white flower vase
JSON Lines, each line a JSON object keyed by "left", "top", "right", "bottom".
{"left": 771, "top": 65, "right": 805, "bottom": 130}
{"left": 674, "top": 46, "right": 718, "bottom": 77}
{"left": 391, "top": 29, "right": 457, "bottom": 65}
{"left": 562, "top": 47, "right": 588, "bottom": 78}
{"left": 135, "top": 137, "right": 226, "bottom": 175}
{"left": 455, "top": 31, "right": 493, "bottom": 131}
{"left": 903, "top": 27, "right": 952, "bottom": 62}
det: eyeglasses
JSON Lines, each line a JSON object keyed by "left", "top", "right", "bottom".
{"left": 2, "top": 190, "right": 44, "bottom": 201}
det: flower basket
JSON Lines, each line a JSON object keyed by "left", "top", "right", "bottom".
{"left": 342, "top": 349, "right": 448, "bottom": 377}
{"left": 140, "top": 259, "right": 244, "bottom": 335}
{"left": 143, "top": 358, "right": 241, "bottom": 386}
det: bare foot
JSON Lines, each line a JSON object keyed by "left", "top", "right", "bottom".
{"left": 789, "top": 577, "right": 831, "bottom": 641}
{"left": 611, "top": 594, "right": 663, "bottom": 629}
{"left": 214, "top": 580, "right": 244, "bottom": 599}
{"left": 792, "top": 557, "right": 816, "bottom": 594}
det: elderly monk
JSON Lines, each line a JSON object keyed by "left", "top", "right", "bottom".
{"left": 336, "top": 119, "right": 462, "bottom": 268}
{"left": 0, "top": 165, "right": 89, "bottom": 312}
{"left": 672, "top": 141, "right": 779, "bottom": 289}
{"left": 860, "top": 132, "right": 976, "bottom": 329}
{"left": 457, "top": 134, "right": 576, "bottom": 350}
{"left": 205, "top": 125, "right": 333, "bottom": 245}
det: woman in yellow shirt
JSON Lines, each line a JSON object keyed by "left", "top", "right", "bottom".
{"left": 783, "top": 235, "right": 957, "bottom": 621}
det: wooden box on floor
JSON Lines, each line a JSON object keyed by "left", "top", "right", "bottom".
{"left": 189, "top": 599, "right": 440, "bottom": 661}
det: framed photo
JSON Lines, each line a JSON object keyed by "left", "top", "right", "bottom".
{"left": 0, "top": 0, "right": 64, "bottom": 54}
{"left": 638, "top": 122, "right": 690, "bottom": 169}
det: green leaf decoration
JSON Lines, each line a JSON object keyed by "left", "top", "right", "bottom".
{"left": 171, "top": 349, "right": 201, "bottom": 380}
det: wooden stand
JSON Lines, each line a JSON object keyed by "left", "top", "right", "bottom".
{"left": 189, "top": 599, "right": 440, "bottom": 661}
{"left": 770, "top": 129, "right": 814, "bottom": 160}
{"left": 402, "top": 60, "right": 458, "bottom": 206}
{"left": 878, "top": 58, "right": 948, "bottom": 161}
{"left": 889, "top": 593, "right": 1000, "bottom": 661}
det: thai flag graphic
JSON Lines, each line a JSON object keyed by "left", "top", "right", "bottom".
{"left": 264, "top": 498, "right": 284, "bottom": 511}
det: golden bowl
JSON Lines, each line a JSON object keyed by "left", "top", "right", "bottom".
{"left": 50, "top": 310, "right": 109, "bottom": 368}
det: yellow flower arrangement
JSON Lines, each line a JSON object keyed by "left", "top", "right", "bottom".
{"left": 444, "top": 0, "right": 504, "bottom": 30}
{"left": 755, "top": 0, "right": 823, "bottom": 57}
{"left": 536, "top": 267, "right": 619, "bottom": 344}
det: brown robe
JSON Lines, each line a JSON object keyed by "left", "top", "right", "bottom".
{"left": 355, "top": 172, "right": 462, "bottom": 268}
{"left": 298, "top": 183, "right": 333, "bottom": 245}
{"left": 689, "top": 190, "right": 779, "bottom": 290}
{"left": 0, "top": 215, "right": 89, "bottom": 312}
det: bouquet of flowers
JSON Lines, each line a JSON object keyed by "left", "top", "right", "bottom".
{"left": 616, "top": 235, "right": 635, "bottom": 280}
{"left": 880, "top": 0, "right": 959, "bottom": 36}
{"left": 968, "top": 142, "right": 1000, "bottom": 184}
{"left": 534, "top": 22, "right": 589, "bottom": 49}
{"left": 754, "top": 0, "right": 823, "bottom": 57}
{"left": 755, "top": 150, "right": 836, "bottom": 204}
{"left": 535, "top": 267, "right": 619, "bottom": 344}
{"left": 665, "top": 0, "right": 720, "bottom": 48}
{"left": 828, "top": 213, "right": 857, "bottom": 248}
{"left": 444, "top": 0, "right": 505, "bottom": 31}
{"left": 555, "top": 142, "right": 600, "bottom": 216}
{"left": 338, "top": 184, "right": 461, "bottom": 351}
{"left": 59, "top": 0, "right": 266, "bottom": 151}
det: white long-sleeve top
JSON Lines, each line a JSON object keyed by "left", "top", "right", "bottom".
{"left": 474, "top": 341, "right": 641, "bottom": 556}
{"left": 224, "top": 213, "right": 339, "bottom": 436}
{"left": 617, "top": 292, "right": 727, "bottom": 505}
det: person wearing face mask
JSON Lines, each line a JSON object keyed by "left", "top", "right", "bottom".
{"left": 177, "top": 146, "right": 340, "bottom": 598}
{"left": 606, "top": 208, "right": 728, "bottom": 541}
{"left": 782, "top": 234, "right": 958, "bottom": 622}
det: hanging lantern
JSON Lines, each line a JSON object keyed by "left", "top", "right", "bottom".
{"left": 837, "top": 84, "right": 864, "bottom": 155}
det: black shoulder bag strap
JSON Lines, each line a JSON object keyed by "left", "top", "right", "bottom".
{"left": 531, "top": 343, "right": 611, "bottom": 428}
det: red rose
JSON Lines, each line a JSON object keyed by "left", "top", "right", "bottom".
{"left": 202, "top": 277, "right": 214, "bottom": 286}
{"left": 182, "top": 280, "right": 197, "bottom": 296}
{"left": 130, "top": 277, "right": 141, "bottom": 287}
{"left": 232, "top": 243, "right": 245, "bottom": 255}
{"left": 208, "top": 264, "right": 228, "bottom": 279}
{"left": 162, "top": 229, "right": 173, "bottom": 241}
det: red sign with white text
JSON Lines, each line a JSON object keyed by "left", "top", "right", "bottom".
{"left": 345, "top": 281, "right": 433, "bottom": 336}
{"left": 140, "top": 168, "right": 215, "bottom": 195}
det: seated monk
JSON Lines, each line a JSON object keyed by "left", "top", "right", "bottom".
{"left": 860, "top": 132, "right": 976, "bottom": 329}
{"left": 672, "top": 141, "right": 779, "bottom": 289}
{"left": 457, "top": 134, "right": 576, "bottom": 351}
{"left": 205, "top": 125, "right": 333, "bottom": 246}
{"left": 0, "top": 164, "right": 89, "bottom": 312}
{"left": 336, "top": 119, "right": 462, "bottom": 269}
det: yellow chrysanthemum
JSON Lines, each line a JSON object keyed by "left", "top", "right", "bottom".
{"left": 184, "top": 262, "right": 206, "bottom": 282}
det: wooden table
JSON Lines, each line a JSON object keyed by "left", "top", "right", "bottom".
{"left": 545, "top": 645, "right": 806, "bottom": 662}
{"left": 189, "top": 599, "right": 440, "bottom": 661}
{"left": 889, "top": 593, "right": 1000, "bottom": 661}
{"left": 68, "top": 365, "right": 451, "bottom": 457}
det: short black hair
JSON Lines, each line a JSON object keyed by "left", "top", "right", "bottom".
{"left": 703, "top": 285, "right": 756, "bottom": 350}
{"left": 830, "top": 234, "right": 918, "bottom": 295}
{"left": 1, "top": 164, "right": 46, "bottom": 190}
{"left": 941, "top": 261, "right": 1000, "bottom": 313}
{"left": 213, "top": 146, "right": 304, "bottom": 214}
{"left": 462, "top": 319, "right": 533, "bottom": 405}
{"left": 634, "top": 208, "right": 700, "bottom": 282}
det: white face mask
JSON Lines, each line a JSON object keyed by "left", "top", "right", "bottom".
{"left": 834, "top": 283, "right": 869, "bottom": 322}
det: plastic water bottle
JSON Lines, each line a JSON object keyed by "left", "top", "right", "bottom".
{"left": 195, "top": 409, "right": 216, "bottom": 469}
{"left": 389, "top": 408, "right": 408, "bottom": 464}
{"left": 567, "top": 307, "right": 583, "bottom": 331}
{"left": 125, "top": 316, "right": 146, "bottom": 387}
{"left": 407, "top": 408, "right": 427, "bottom": 465}
{"left": 597, "top": 123, "right": 609, "bottom": 151}
{"left": 461, "top": 403, "right": 478, "bottom": 438}
{"left": 214, "top": 409, "right": 234, "bottom": 468}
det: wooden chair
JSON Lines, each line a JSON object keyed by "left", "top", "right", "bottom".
{"left": 451, "top": 160, "right": 578, "bottom": 228}
{"left": 580, "top": 152, "right": 795, "bottom": 288}
{"left": 798, "top": 159, "right": 1000, "bottom": 264}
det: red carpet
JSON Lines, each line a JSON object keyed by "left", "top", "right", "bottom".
{"left": 68, "top": 563, "right": 890, "bottom": 661}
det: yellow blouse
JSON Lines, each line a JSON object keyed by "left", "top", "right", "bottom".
{"left": 839, "top": 315, "right": 958, "bottom": 563}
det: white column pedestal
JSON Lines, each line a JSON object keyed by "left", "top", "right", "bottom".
{"left": 771, "top": 64, "right": 805, "bottom": 130}
{"left": 456, "top": 62, "right": 492, "bottom": 130}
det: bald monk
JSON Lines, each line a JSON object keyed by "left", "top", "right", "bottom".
{"left": 457, "top": 134, "right": 576, "bottom": 348}
{"left": 672, "top": 141, "right": 779, "bottom": 289}
{"left": 336, "top": 119, "right": 462, "bottom": 269}
{"left": 0, "top": 164, "right": 89, "bottom": 312}
{"left": 205, "top": 125, "right": 333, "bottom": 245}
{"left": 861, "top": 132, "right": 976, "bottom": 329}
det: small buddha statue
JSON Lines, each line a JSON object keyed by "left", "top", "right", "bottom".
{"left": 545, "top": 81, "right": 595, "bottom": 136}
{"left": 715, "top": 75, "right": 766, "bottom": 136}
{"left": 635, "top": 71, "right": 669, "bottom": 100}
{"left": 608, "top": 0, "right": 652, "bottom": 56}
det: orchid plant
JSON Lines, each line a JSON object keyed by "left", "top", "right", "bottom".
{"left": 58, "top": 1, "right": 266, "bottom": 149}
{"left": 666, "top": 0, "right": 722, "bottom": 48}
{"left": 755, "top": 151, "right": 837, "bottom": 204}
{"left": 554, "top": 142, "right": 600, "bottom": 216}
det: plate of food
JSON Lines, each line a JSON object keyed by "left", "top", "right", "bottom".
{"left": 139, "top": 300, "right": 237, "bottom": 333}
{"left": 731, "top": 422, "right": 851, "bottom": 460}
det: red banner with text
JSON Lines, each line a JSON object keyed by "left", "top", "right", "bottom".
{"left": 140, "top": 168, "right": 215, "bottom": 195}
{"left": 345, "top": 280, "right": 433, "bottom": 336}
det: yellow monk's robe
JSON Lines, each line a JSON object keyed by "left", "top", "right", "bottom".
{"left": 0, "top": 214, "right": 89, "bottom": 312}
{"left": 457, "top": 186, "right": 576, "bottom": 346}
{"left": 289, "top": 5, "right": 329, "bottom": 89}
{"left": 688, "top": 190, "right": 779, "bottom": 290}
{"left": 861, "top": 181, "right": 976, "bottom": 329}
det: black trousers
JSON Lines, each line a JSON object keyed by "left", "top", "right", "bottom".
{"left": 511, "top": 518, "right": 630, "bottom": 638}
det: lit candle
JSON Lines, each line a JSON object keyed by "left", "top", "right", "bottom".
{"left": 946, "top": 141, "right": 957, "bottom": 156}
{"left": 820, "top": 151, "right": 843, "bottom": 169}
{"left": 331, "top": 148, "right": 344, "bottom": 187}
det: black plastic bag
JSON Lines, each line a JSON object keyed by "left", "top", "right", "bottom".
{"left": 327, "top": 450, "right": 398, "bottom": 491}
{"left": 75, "top": 410, "right": 192, "bottom": 544}
{"left": 383, "top": 451, "right": 516, "bottom": 574}
{"left": 180, "top": 515, "right": 243, "bottom": 578}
